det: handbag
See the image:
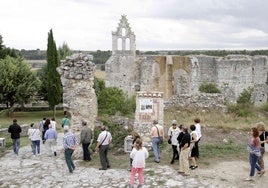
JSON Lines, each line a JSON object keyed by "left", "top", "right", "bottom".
{"left": 168, "top": 138, "right": 172, "bottom": 144}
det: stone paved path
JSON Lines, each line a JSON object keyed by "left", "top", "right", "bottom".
{"left": 0, "top": 133, "right": 267, "bottom": 188}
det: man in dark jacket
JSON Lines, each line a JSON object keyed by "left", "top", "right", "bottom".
{"left": 80, "top": 121, "right": 92, "bottom": 161}
{"left": 8, "top": 119, "right": 22, "bottom": 155}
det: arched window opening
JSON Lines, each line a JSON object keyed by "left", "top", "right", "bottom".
{"left": 122, "top": 28, "right": 126, "bottom": 36}
{"left": 117, "top": 38, "right": 122, "bottom": 50}
{"left": 125, "top": 38, "right": 130, "bottom": 50}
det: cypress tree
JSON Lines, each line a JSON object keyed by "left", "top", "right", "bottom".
{"left": 46, "top": 29, "right": 62, "bottom": 114}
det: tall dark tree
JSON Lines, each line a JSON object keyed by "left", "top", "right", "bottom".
{"left": 46, "top": 29, "right": 62, "bottom": 115}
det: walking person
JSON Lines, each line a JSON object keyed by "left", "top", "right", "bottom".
{"left": 168, "top": 120, "right": 180, "bottom": 164}
{"left": 63, "top": 126, "right": 78, "bottom": 173}
{"left": 42, "top": 118, "right": 50, "bottom": 144}
{"left": 8, "top": 119, "right": 22, "bottom": 155}
{"left": 95, "top": 125, "right": 112, "bottom": 170}
{"left": 62, "top": 115, "right": 70, "bottom": 128}
{"left": 80, "top": 121, "right": 93, "bottom": 161}
{"left": 31, "top": 124, "right": 42, "bottom": 156}
{"left": 150, "top": 120, "right": 164, "bottom": 163}
{"left": 44, "top": 124, "right": 58, "bottom": 156}
{"left": 27, "top": 123, "right": 35, "bottom": 154}
{"left": 255, "top": 122, "right": 268, "bottom": 175}
{"left": 245, "top": 127, "right": 263, "bottom": 181}
{"left": 129, "top": 138, "right": 149, "bottom": 188}
{"left": 50, "top": 117, "right": 57, "bottom": 130}
{"left": 178, "top": 126, "right": 191, "bottom": 176}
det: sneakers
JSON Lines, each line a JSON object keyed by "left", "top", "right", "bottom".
{"left": 258, "top": 170, "right": 265, "bottom": 177}
{"left": 245, "top": 177, "right": 254, "bottom": 181}
{"left": 190, "top": 166, "right": 198, "bottom": 170}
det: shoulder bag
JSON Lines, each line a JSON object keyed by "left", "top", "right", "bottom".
{"left": 155, "top": 126, "right": 163, "bottom": 144}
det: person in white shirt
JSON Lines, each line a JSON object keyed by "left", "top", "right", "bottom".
{"left": 95, "top": 126, "right": 112, "bottom": 170}
{"left": 129, "top": 138, "right": 149, "bottom": 188}
{"left": 168, "top": 120, "right": 181, "bottom": 164}
{"left": 30, "top": 124, "right": 42, "bottom": 156}
{"left": 50, "top": 117, "right": 57, "bottom": 130}
{"left": 27, "top": 123, "right": 35, "bottom": 154}
{"left": 194, "top": 117, "right": 202, "bottom": 140}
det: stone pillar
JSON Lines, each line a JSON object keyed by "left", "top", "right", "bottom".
{"left": 134, "top": 91, "right": 164, "bottom": 143}
{"left": 56, "top": 53, "right": 98, "bottom": 132}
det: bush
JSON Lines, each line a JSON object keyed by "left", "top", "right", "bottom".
{"left": 237, "top": 87, "right": 253, "bottom": 105}
{"left": 227, "top": 104, "right": 253, "bottom": 117}
{"left": 199, "top": 83, "right": 221, "bottom": 93}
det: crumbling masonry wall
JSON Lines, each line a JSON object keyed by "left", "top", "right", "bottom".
{"left": 105, "top": 15, "right": 268, "bottom": 108}
{"left": 57, "top": 53, "right": 97, "bottom": 132}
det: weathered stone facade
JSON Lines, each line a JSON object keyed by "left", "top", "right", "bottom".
{"left": 105, "top": 16, "right": 268, "bottom": 107}
{"left": 57, "top": 53, "right": 97, "bottom": 132}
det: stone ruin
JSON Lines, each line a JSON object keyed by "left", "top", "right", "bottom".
{"left": 56, "top": 53, "right": 97, "bottom": 132}
{"left": 105, "top": 15, "right": 268, "bottom": 109}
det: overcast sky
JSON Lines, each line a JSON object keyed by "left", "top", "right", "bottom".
{"left": 1, "top": 0, "right": 268, "bottom": 51}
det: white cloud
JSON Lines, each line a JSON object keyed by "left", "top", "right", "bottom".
{"left": 0, "top": 0, "right": 267, "bottom": 50}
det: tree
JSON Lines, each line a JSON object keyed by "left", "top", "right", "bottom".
{"left": 58, "top": 42, "right": 73, "bottom": 60}
{"left": 46, "top": 29, "right": 62, "bottom": 115}
{"left": 0, "top": 56, "right": 38, "bottom": 112}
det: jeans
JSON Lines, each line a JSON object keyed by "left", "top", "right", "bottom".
{"left": 152, "top": 137, "right": 160, "bottom": 162}
{"left": 12, "top": 138, "right": 20, "bottom": 155}
{"left": 32, "top": 140, "right": 40, "bottom": 155}
{"left": 82, "top": 143, "right": 91, "bottom": 160}
{"left": 249, "top": 153, "right": 261, "bottom": 177}
{"left": 65, "top": 149, "right": 75, "bottom": 173}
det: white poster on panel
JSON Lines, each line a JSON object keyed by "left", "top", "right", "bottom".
{"left": 140, "top": 99, "right": 153, "bottom": 113}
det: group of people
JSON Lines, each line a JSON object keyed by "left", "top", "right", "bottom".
{"left": 156, "top": 118, "right": 202, "bottom": 176}
{"left": 246, "top": 121, "right": 268, "bottom": 181}
{"left": 128, "top": 118, "right": 202, "bottom": 187}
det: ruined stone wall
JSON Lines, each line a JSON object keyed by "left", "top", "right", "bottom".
{"left": 57, "top": 53, "right": 97, "bottom": 132}
{"left": 105, "top": 15, "right": 268, "bottom": 108}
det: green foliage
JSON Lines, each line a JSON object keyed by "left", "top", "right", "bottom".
{"left": 0, "top": 35, "right": 18, "bottom": 59}
{"left": 20, "top": 49, "right": 46, "bottom": 60}
{"left": 227, "top": 104, "right": 253, "bottom": 117}
{"left": 237, "top": 87, "right": 254, "bottom": 105}
{"left": 93, "top": 122, "right": 132, "bottom": 150}
{"left": 91, "top": 50, "right": 111, "bottom": 64}
{"left": 98, "top": 87, "right": 135, "bottom": 116}
{"left": 46, "top": 29, "right": 62, "bottom": 109}
{"left": 93, "top": 77, "right": 105, "bottom": 97}
{"left": 58, "top": 42, "right": 73, "bottom": 60}
{"left": 93, "top": 78, "right": 136, "bottom": 116}
{"left": 0, "top": 56, "right": 38, "bottom": 109}
{"left": 199, "top": 82, "right": 221, "bottom": 93}
{"left": 36, "top": 65, "right": 48, "bottom": 100}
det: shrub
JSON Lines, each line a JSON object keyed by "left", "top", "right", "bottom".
{"left": 237, "top": 87, "right": 253, "bottom": 105}
{"left": 199, "top": 82, "right": 221, "bottom": 93}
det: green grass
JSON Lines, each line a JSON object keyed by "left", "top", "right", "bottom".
{"left": 0, "top": 110, "right": 65, "bottom": 129}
